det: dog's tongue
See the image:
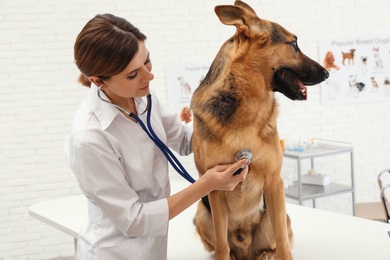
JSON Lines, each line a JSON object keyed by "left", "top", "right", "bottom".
{"left": 294, "top": 78, "right": 307, "bottom": 100}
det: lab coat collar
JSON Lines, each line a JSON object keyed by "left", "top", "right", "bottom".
{"left": 88, "top": 84, "right": 148, "bottom": 130}
{"left": 89, "top": 84, "right": 120, "bottom": 130}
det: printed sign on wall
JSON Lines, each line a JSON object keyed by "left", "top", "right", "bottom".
{"left": 166, "top": 65, "right": 209, "bottom": 123}
{"left": 319, "top": 35, "right": 390, "bottom": 105}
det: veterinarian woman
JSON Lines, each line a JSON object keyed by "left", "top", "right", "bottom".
{"left": 64, "top": 14, "right": 248, "bottom": 260}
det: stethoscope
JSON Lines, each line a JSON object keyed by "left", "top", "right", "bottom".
{"left": 97, "top": 85, "right": 197, "bottom": 183}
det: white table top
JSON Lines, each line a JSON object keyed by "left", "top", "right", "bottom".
{"left": 29, "top": 180, "right": 390, "bottom": 260}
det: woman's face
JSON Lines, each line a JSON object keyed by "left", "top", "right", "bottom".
{"left": 100, "top": 40, "right": 154, "bottom": 102}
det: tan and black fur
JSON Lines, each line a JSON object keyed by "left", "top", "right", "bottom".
{"left": 191, "top": 1, "right": 329, "bottom": 259}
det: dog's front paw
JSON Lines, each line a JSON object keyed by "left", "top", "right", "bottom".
{"left": 215, "top": 248, "right": 231, "bottom": 260}
{"left": 256, "top": 249, "right": 275, "bottom": 260}
{"left": 275, "top": 250, "right": 293, "bottom": 260}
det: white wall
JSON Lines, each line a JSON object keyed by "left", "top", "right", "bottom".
{"left": 1, "top": 0, "right": 389, "bottom": 258}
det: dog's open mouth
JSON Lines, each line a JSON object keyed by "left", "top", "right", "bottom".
{"left": 272, "top": 69, "right": 308, "bottom": 101}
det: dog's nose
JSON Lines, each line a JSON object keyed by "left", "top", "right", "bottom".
{"left": 322, "top": 69, "right": 330, "bottom": 80}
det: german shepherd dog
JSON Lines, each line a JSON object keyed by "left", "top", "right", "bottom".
{"left": 191, "top": 1, "right": 329, "bottom": 259}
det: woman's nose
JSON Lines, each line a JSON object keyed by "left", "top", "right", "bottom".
{"left": 142, "top": 66, "right": 154, "bottom": 81}
{"left": 146, "top": 70, "right": 154, "bottom": 81}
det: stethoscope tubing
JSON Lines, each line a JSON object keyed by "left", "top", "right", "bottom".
{"left": 97, "top": 86, "right": 196, "bottom": 183}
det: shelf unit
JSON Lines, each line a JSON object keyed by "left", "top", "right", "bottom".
{"left": 283, "top": 139, "right": 355, "bottom": 215}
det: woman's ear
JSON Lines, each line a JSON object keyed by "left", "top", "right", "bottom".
{"left": 88, "top": 76, "right": 104, "bottom": 88}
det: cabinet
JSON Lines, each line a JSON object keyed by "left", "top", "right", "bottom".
{"left": 283, "top": 139, "right": 355, "bottom": 215}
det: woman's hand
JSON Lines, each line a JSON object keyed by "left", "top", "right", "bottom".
{"left": 167, "top": 159, "right": 248, "bottom": 220}
{"left": 179, "top": 106, "right": 192, "bottom": 124}
{"left": 200, "top": 159, "right": 248, "bottom": 193}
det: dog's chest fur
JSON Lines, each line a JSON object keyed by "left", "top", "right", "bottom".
{"left": 192, "top": 74, "right": 278, "bottom": 143}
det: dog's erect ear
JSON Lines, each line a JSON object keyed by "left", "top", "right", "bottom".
{"left": 234, "top": 0, "right": 257, "bottom": 15}
{"left": 215, "top": 4, "right": 263, "bottom": 39}
{"left": 215, "top": 5, "right": 245, "bottom": 27}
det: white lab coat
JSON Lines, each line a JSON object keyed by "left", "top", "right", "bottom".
{"left": 64, "top": 84, "right": 193, "bottom": 260}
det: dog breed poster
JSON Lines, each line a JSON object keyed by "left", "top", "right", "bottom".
{"left": 166, "top": 65, "right": 209, "bottom": 123}
{"left": 319, "top": 35, "right": 390, "bottom": 105}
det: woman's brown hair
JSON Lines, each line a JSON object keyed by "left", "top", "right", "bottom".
{"left": 74, "top": 14, "right": 147, "bottom": 87}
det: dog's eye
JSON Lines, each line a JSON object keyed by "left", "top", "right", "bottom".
{"left": 289, "top": 41, "right": 299, "bottom": 51}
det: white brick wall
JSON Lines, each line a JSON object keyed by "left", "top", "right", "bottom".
{"left": 1, "top": 0, "right": 389, "bottom": 258}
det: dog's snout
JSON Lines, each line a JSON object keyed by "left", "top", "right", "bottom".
{"left": 322, "top": 69, "right": 330, "bottom": 80}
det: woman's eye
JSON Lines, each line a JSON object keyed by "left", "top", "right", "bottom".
{"left": 127, "top": 58, "right": 151, "bottom": 80}
{"left": 128, "top": 73, "right": 137, "bottom": 79}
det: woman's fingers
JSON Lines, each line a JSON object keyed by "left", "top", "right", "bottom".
{"left": 211, "top": 159, "right": 247, "bottom": 173}
{"left": 225, "top": 159, "right": 248, "bottom": 175}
